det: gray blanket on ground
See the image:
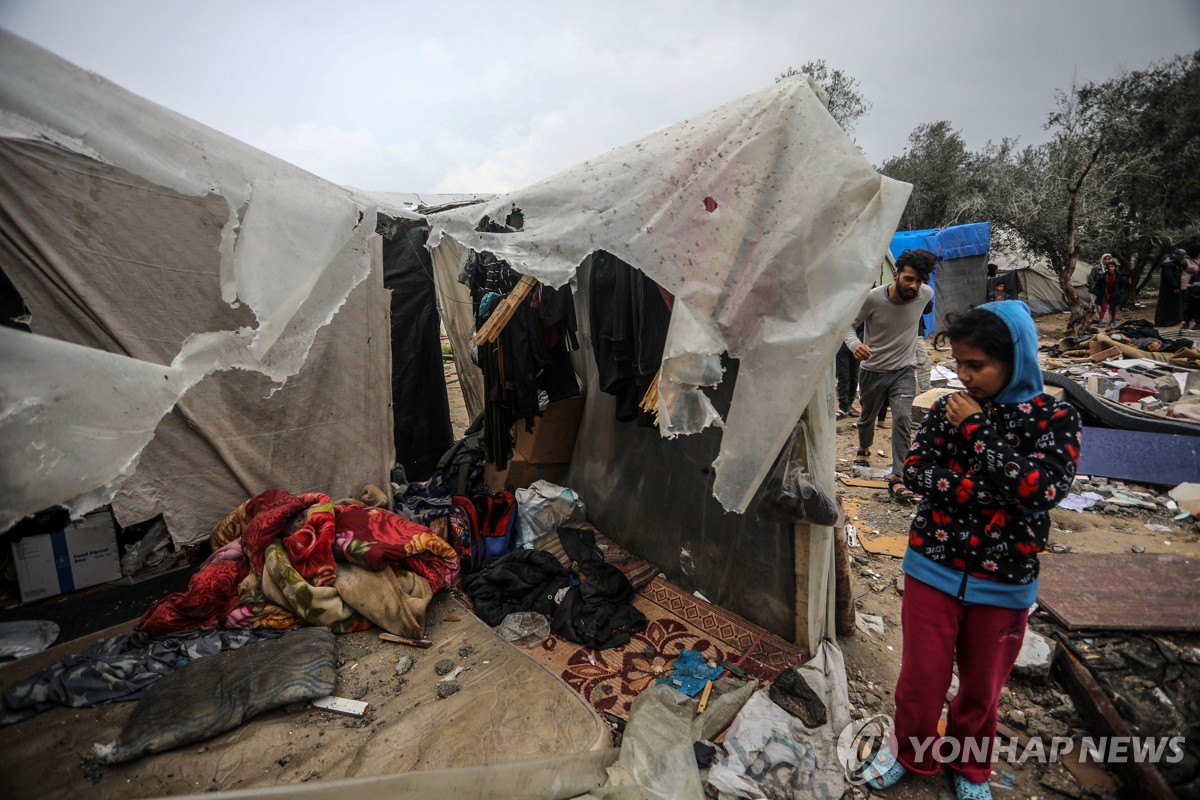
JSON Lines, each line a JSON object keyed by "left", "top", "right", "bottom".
{"left": 94, "top": 626, "right": 336, "bottom": 763}
{"left": 1, "top": 628, "right": 283, "bottom": 726}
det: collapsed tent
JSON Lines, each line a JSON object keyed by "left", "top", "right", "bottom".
{"left": 426, "top": 77, "right": 910, "bottom": 642}
{"left": 0, "top": 31, "right": 413, "bottom": 544}
{"left": 0, "top": 29, "right": 910, "bottom": 650}
{"left": 889, "top": 222, "right": 991, "bottom": 332}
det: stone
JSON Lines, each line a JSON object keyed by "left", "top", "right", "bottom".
{"left": 1008, "top": 708, "right": 1027, "bottom": 727}
{"left": 768, "top": 668, "right": 828, "bottom": 728}
{"left": 1153, "top": 374, "right": 1182, "bottom": 403}
{"left": 1039, "top": 767, "right": 1083, "bottom": 799}
{"left": 1012, "top": 629, "right": 1054, "bottom": 684}
{"left": 434, "top": 659, "right": 456, "bottom": 675}
{"left": 394, "top": 656, "right": 414, "bottom": 676}
{"left": 436, "top": 680, "right": 461, "bottom": 699}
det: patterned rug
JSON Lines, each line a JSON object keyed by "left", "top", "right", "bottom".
{"left": 531, "top": 575, "right": 808, "bottom": 717}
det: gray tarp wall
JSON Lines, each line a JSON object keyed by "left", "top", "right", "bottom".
{"left": 0, "top": 31, "right": 408, "bottom": 541}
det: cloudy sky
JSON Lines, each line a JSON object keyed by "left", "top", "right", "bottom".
{"left": 2, "top": 1, "right": 1197, "bottom": 194}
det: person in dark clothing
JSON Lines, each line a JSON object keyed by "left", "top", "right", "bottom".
{"left": 1155, "top": 249, "right": 1186, "bottom": 328}
{"left": 835, "top": 342, "right": 860, "bottom": 420}
{"left": 1182, "top": 253, "right": 1200, "bottom": 330}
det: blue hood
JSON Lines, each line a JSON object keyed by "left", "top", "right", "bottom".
{"left": 977, "top": 300, "right": 1043, "bottom": 403}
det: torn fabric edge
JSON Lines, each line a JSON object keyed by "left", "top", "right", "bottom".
{"left": 0, "top": 32, "right": 405, "bottom": 530}
{"left": 428, "top": 76, "right": 910, "bottom": 513}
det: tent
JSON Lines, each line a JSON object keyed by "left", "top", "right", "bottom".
{"left": 988, "top": 255, "right": 1092, "bottom": 315}
{"left": 0, "top": 30, "right": 909, "bottom": 653}
{"left": 889, "top": 222, "right": 992, "bottom": 332}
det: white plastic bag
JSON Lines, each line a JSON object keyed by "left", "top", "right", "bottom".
{"left": 513, "top": 480, "right": 586, "bottom": 548}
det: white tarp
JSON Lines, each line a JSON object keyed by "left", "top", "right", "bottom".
{"left": 0, "top": 31, "right": 412, "bottom": 537}
{"left": 428, "top": 77, "right": 910, "bottom": 512}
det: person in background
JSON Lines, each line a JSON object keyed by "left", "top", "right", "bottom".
{"left": 1086, "top": 254, "right": 1113, "bottom": 325}
{"left": 1095, "top": 259, "right": 1127, "bottom": 328}
{"left": 862, "top": 301, "right": 1082, "bottom": 800}
{"left": 991, "top": 281, "right": 1010, "bottom": 303}
{"left": 836, "top": 337, "right": 861, "bottom": 421}
{"left": 844, "top": 248, "right": 936, "bottom": 503}
{"left": 1181, "top": 251, "right": 1200, "bottom": 331}
{"left": 1155, "top": 249, "right": 1186, "bottom": 329}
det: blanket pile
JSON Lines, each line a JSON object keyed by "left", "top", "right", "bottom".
{"left": 136, "top": 489, "right": 459, "bottom": 638}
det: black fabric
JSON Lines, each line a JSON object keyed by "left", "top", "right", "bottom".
{"left": 430, "top": 415, "right": 486, "bottom": 497}
{"left": 550, "top": 523, "right": 647, "bottom": 650}
{"left": 1156, "top": 257, "right": 1185, "bottom": 328}
{"left": 2, "top": 505, "right": 71, "bottom": 541}
{"left": 835, "top": 343, "right": 859, "bottom": 411}
{"left": 463, "top": 251, "right": 581, "bottom": 466}
{"left": 379, "top": 217, "right": 453, "bottom": 481}
{"left": 550, "top": 560, "right": 647, "bottom": 650}
{"left": 0, "top": 265, "right": 30, "bottom": 330}
{"left": 460, "top": 549, "right": 570, "bottom": 627}
{"left": 1109, "top": 319, "right": 1195, "bottom": 353}
{"left": 588, "top": 250, "right": 672, "bottom": 424}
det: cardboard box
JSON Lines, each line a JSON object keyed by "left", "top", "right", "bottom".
{"left": 514, "top": 396, "right": 585, "bottom": 464}
{"left": 11, "top": 511, "right": 122, "bottom": 602}
{"left": 504, "top": 452, "right": 569, "bottom": 491}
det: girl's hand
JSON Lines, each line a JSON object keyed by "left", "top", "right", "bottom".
{"left": 946, "top": 392, "right": 983, "bottom": 429}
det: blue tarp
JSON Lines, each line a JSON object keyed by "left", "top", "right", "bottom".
{"left": 889, "top": 222, "right": 992, "bottom": 333}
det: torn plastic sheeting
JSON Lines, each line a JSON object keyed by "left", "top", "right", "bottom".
{"left": 0, "top": 32, "right": 402, "bottom": 370}
{"left": 0, "top": 328, "right": 186, "bottom": 532}
{"left": 0, "top": 32, "right": 399, "bottom": 534}
{"left": 707, "top": 641, "right": 850, "bottom": 799}
{"left": 577, "top": 679, "right": 758, "bottom": 800}
{"left": 429, "top": 76, "right": 910, "bottom": 512}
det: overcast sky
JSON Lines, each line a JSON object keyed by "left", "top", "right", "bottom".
{"left": 2, "top": 1, "right": 1197, "bottom": 194}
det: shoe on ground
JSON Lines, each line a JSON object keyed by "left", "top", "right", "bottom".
{"left": 863, "top": 746, "right": 907, "bottom": 790}
{"left": 953, "top": 771, "right": 992, "bottom": 800}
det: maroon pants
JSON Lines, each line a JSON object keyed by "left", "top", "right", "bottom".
{"left": 892, "top": 575, "right": 1028, "bottom": 783}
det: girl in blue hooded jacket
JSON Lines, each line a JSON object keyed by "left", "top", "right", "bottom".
{"left": 864, "top": 301, "right": 1081, "bottom": 800}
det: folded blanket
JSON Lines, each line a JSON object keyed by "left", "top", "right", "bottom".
{"left": 136, "top": 489, "right": 459, "bottom": 636}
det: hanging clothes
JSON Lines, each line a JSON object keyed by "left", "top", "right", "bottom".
{"left": 462, "top": 248, "right": 581, "bottom": 467}
{"left": 588, "top": 250, "right": 672, "bottom": 424}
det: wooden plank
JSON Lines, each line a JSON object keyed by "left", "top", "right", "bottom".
{"left": 1038, "top": 553, "right": 1200, "bottom": 632}
{"left": 471, "top": 275, "right": 536, "bottom": 345}
{"left": 838, "top": 476, "right": 890, "bottom": 489}
{"left": 378, "top": 632, "right": 434, "bottom": 648}
{"left": 1052, "top": 640, "right": 1175, "bottom": 800}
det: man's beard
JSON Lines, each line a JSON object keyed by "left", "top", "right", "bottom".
{"left": 896, "top": 283, "right": 917, "bottom": 300}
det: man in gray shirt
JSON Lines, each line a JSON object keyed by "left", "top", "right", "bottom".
{"left": 844, "top": 248, "right": 936, "bottom": 501}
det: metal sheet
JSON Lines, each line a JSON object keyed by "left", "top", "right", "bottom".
{"left": 1038, "top": 553, "right": 1200, "bottom": 631}
{"left": 1076, "top": 426, "right": 1200, "bottom": 486}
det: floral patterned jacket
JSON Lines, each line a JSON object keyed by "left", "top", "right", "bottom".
{"left": 902, "top": 393, "right": 1082, "bottom": 601}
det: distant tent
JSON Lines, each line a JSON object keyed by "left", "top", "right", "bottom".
{"left": 989, "top": 257, "right": 1092, "bottom": 315}
{"left": 889, "top": 223, "right": 992, "bottom": 333}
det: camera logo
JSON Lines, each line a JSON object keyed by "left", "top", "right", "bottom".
{"left": 836, "top": 713, "right": 893, "bottom": 785}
